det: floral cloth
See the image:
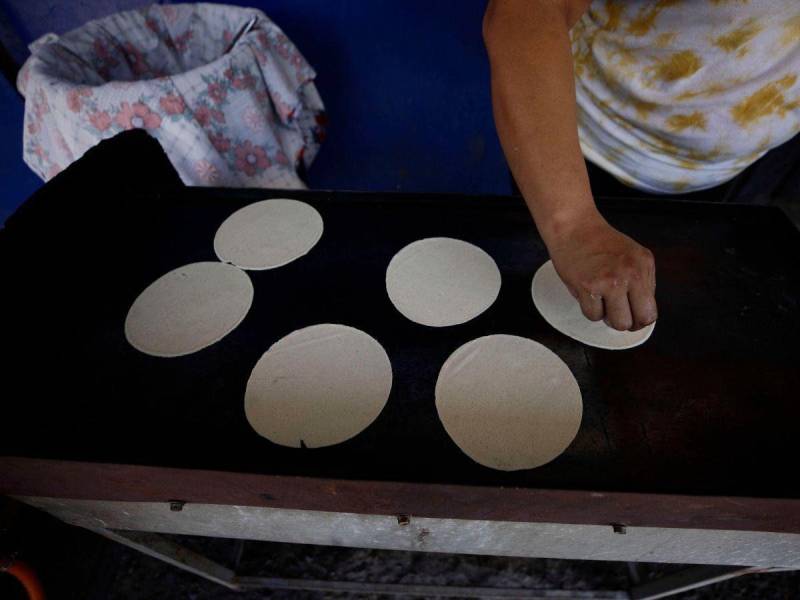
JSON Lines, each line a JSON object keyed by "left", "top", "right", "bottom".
{"left": 18, "top": 3, "right": 327, "bottom": 188}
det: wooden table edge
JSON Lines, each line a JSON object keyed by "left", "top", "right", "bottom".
{"left": 2, "top": 457, "right": 798, "bottom": 534}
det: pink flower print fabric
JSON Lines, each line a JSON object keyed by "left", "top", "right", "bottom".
{"left": 234, "top": 140, "right": 270, "bottom": 177}
{"left": 115, "top": 102, "right": 162, "bottom": 130}
{"left": 18, "top": 3, "right": 326, "bottom": 189}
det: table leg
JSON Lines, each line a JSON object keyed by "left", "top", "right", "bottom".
{"left": 86, "top": 528, "right": 241, "bottom": 591}
{"left": 630, "top": 565, "right": 793, "bottom": 600}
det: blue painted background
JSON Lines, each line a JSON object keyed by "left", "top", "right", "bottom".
{"left": 0, "top": 0, "right": 509, "bottom": 224}
{"left": 0, "top": 74, "right": 41, "bottom": 225}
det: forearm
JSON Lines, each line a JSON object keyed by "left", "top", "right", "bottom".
{"left": 484, "top": 0, "right": 597, "bottom": 247}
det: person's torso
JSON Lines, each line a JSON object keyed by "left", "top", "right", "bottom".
{"left": 572, "top": 0, "right": 800, "bottom": 193}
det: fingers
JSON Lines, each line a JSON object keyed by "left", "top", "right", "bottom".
{"left": 628, "top": 249, "right": 657, "bottom": 331}
{"left": 556, "top": 239, "right": 657, "bottom": 331}
{"left": 628, "top": 284, "right": 658, "bottom": 331}
{"left": 603, "top": 290, "right": 633, "bottom": 331}
{"left": 577, "top": 290, "right": 604, "bottom": 321}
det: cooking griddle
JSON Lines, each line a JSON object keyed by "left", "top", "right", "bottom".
{"left": 2, "top": 131, "right": 799, "bottom": 531}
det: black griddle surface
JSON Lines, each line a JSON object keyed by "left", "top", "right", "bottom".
{"left": 2, "top": 131, "right": 799, "bottom": 499}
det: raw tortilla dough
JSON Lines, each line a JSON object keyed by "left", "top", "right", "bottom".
{"left": 125, "top": 262, "right": 253, "bottom": 357}
{"left": 532, "top": 260, "right": 655, "bottom": 350}
{"left": 436, "top": 334, "right": 582, "bottom": 471}
{"left": 385, "top": 237, "right": 501, "bottom": 327}
{"left": 245, "top": 324, "right": 393, "bottom": 448}
{"left": 214, "top": 198, "right": 323, "bottom": 270}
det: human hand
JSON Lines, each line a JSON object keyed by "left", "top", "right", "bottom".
{"left": 544, "top": 211, "right": 657, "bottom": 331}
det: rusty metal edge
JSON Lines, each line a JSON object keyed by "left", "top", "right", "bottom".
{"left": 1, "top": 457, "right": 798, "bottom": 534}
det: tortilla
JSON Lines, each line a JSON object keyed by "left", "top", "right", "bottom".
{"left": 386, "top": 237, "right": 501, "bottom": 327}
{"left": 435, "top": 334, "right": 582, "bottom": 471}
{"left": 214, "top": 198, "right": 323, "bottom": 270}
{"left": 532, "top": 260, "right": 655, "bottom": 350}
{"left": 125, "top": 262, "right": 253, "bottom": 357}
{"left": 245, "top": 324, "right": 393, "bottom": 448}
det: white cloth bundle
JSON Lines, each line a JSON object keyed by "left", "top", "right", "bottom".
{"left": 18, "top": 3, "right": 326, "bottom": 188}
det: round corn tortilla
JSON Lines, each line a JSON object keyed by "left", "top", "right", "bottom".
{"left": 245, "top": 324, "right": 393, "bottom": 448}
{"left": 436, "top": 334, "right": 582, "bottom": 471}
{"left": 214, "top": 198, "right": 323, "bottom": 270}
{"left": 532, "top": 260, "right": 655, "bottom": 350}
{"left": 386, "top": 237, "right": 501, "bottom": 327}
{"left": 125, "top": 262, "right": 253, "bottom": 357}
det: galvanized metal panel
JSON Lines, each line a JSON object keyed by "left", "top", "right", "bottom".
{"left": 19, "top": 497, "right": 800, "bottom": 568}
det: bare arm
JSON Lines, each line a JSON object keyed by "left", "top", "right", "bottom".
{"left": 484, "top": 0, "right": 657, "bottom": 331}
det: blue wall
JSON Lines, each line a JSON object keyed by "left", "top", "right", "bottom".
{"left": 0, "top": 0, "right": 509, "bottom": 224}
{"left": 0, "top": 74, "right": 41, "bottom": 225}
{"left": 0, "top": 0, "right": 157, "bottom": 64}
{"left": 245, "top": 0, "right": 508, "bottom": 195}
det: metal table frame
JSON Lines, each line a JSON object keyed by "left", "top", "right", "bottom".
{"left": 4, "top": 458, "right": 799, "bottom": 599}
{"left": 14, "top": 496, "right": 795, "bottom": 599}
